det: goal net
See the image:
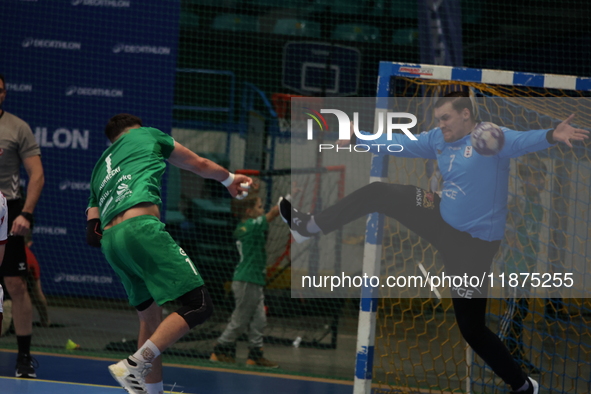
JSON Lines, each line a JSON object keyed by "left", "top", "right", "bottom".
{"left": 370, "top": 63, "right": 591, "bottom": 394}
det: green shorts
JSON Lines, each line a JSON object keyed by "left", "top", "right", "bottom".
{"left": 101, "top": 215, "right": 204, "bottom": 307}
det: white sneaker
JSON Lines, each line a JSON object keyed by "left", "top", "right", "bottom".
{"left": 108, "top": 355, "right": 152, "bottom": 394}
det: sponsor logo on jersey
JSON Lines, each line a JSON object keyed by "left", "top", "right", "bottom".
{"left": 115, "top": 183, "right": 132, "bottom": 202}
{"left": 116, "top": 183, "right": 129, "bottom": 195}
{"left": 464, "top": 146, "right": 473, "bottom": 158}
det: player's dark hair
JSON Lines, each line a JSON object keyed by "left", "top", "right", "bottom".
{"left": 0, "top": 74, "right": 5, "bottom": 87}
{"left": 231, "top": 195, "right": 259, "bottom": 220}
{"left": 435, "top": 91, "right": 475, "bottom": 121}
{"left": 104, "top": 113, "right": 143, "bottom": 142}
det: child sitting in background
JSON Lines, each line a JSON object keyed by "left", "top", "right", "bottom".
{"left": 210, "top": 193, "right": 280, "bottom": 368}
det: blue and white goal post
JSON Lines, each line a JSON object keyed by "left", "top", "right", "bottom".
{"left": 353, "top": 61, "right": 591, "bottom": 394}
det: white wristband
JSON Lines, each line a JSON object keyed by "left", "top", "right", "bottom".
{"left": 221, "top": 172, "right": 235, "bottom": 187}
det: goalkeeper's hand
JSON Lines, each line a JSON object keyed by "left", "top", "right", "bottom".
{"left": 552, "top": 114, "right": 590, "bottom": 148}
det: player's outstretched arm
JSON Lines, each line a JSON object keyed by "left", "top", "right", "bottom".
{"left": 551, "top": 114, "right": 589, "bottom": 148}
{"left": 167, "top": 141, "right": 252, "bottom": 198}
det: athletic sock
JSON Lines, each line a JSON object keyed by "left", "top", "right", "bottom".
{"left": 133, "top": 339, "right": 161, "bottom": 363}
{"left": 146, "top": 381, "right": 164, "bottom": 394}
{"left": 306, "top": 216, "right": 321, "bottom": 234}
{"left": 16, "top": 335, "right": 32, "bottom": 355}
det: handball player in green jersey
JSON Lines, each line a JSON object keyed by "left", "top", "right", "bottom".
{"left": 86, "top": 114, "right": 251, "bottom": 394}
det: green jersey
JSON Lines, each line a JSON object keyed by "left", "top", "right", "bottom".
{"left": 233, "top": 215, "right": 268, "bottom": 286}
{"left": 88, "top": 127, "right": 175, "bottom": 228}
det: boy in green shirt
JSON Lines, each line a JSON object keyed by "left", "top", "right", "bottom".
{"left": 210, "top": 194, "right": 280, "bottom": 368}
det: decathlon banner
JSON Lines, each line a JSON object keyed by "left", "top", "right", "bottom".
{"left": 1, "top": 0, "right": 180, "bottom": 299}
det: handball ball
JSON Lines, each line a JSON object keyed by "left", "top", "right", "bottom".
{"left": 471, "top": 122, "right": 505, "bottom": 156}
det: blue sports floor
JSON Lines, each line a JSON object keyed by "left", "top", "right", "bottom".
{"left": 0, "top": 351, "right": 354, "bottom": 394}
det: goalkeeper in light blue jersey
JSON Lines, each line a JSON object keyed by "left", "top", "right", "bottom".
{"left": 279, "top": 92, "right": 588, "bottom": 394}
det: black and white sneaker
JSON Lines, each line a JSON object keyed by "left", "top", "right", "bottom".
{"left": 278, "top": 196, "right": 312, "bottom": 243}
{"left": 108, "top": 355, "right": 152, "bottom": 393}
{"left": 510, "top": 377, "right": 539, "bottom": 394}
{"left": 15, "top": 353, "right": 38, "bottom": 378}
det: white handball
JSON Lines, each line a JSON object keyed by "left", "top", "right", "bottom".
{"left": 471, "top": 122, "right": 505, "bottom": 156}
{"left": 236, "top": 182, "right": 250, "bottom": 200}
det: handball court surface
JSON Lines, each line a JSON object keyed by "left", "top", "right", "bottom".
{"left": 0, "top": 350, "right": 354, "bottom": 394}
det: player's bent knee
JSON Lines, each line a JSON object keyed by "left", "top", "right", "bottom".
{"left": 174, "top": 286, "right": 214, "bottom": 329}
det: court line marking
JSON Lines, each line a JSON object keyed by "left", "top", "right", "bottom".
{"left": 0, "top": 350, "right": 456, "bottom": 392}
{"left": 0, "top": 375, "right": 121, "bottom": 389}
{"left": 0, "top": 349, "right": 353, "bottom": 385}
